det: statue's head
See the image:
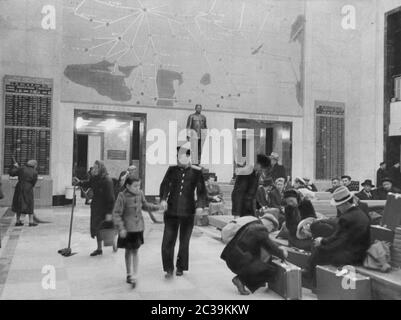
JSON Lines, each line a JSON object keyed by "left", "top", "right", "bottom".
{"left": 195, "top": 104, "right": 202, "bottom": 113}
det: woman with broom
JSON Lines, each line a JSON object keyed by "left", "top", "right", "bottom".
{"left": 73, "top": 160, "right": 115, "bottom": 256}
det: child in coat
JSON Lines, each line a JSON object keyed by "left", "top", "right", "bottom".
{"left": 113, "top": 177, "right": 160, "bottom": 287}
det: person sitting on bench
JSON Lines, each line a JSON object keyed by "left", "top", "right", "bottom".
{"left": 283, "top": 189, "right": 317, "bottom": 251}
{"left": 303, "top": 186, "right": 370, "bottom": 284}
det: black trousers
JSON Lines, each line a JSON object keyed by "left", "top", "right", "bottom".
{"left": 162, "top": 214, "right": 195, "bottom": 272}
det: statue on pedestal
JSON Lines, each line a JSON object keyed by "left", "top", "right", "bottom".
{"left": 186, "top": 104, "right": 207, "bottom": 165}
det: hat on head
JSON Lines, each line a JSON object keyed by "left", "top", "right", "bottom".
{"left": 256, "top": 154, "right": 270, "bottom": 168}
{"left": 330, "top": 186, "right": 353, "bottom": 206}
{"left": 382, "top": 177, "right": 393, "bottom": 184}
{"left": 270, "top": 152, "right": 279, "bottom": 160}
{"left": 275, "top": 177, "right": 285, "bottom": 184}
{"left": 260, "top": 213, "right": 279, "bottom": 231}
{"left": 262, "top": 177, "right": 274, "bottom": 186}
{"left": 361, "top": 179, "right": 374, "bottom": 187}
{"left": 295, "top": 177, "right": 306, "bottom": 186}
{"left": 27, "top": 160, "right": 37, "bottom": 168}
{"left": 284, "top": 189, "right": 299, "bottom": 199}
{"left": 341, "top": 175, "right": 352, "bottom": 180}
{"left": 296, "top": 217, "right": 317, "bottom": 240}
{"left": 177, "top": 145, "right": 190, "bottom": 156}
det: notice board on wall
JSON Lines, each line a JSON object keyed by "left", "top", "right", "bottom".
{"left": 315, "top": 102, "right": 345, "bottom": 180}
{"left": 3, "top": 75, "right": 52, "bottom": 175}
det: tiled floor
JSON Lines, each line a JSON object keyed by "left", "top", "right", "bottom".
{"left": 0, "top": 206, "right": 316, "bottom": 300}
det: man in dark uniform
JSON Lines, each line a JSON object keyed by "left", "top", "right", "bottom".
{"left": 160, "top": 146, "right": 207, "bottom": 278}
{"left": 186, "top": 104, "right": 207, "bottom": 165}
{"left": 304, "top": 186, "right": 370, "bottom": 284}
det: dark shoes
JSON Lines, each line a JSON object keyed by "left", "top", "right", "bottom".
{"left": 176, "top": 269, "right": 184, "bottom": 276}
{"left": 15, "top": 221, "right": 23, "bottom": 227}
{"left": 165, "top": 270, "right": 174, "bottom": 279}
{"left": 29, "top": 223, "right": 38, "bottom": 227}
{"left": 232, "top": 276, "right": 250, "bottom": 295}
{"left": 90, "top": 249, "right": 103, "bottom": 256}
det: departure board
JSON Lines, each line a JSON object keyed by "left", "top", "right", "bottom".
{"left": 315, "top": 104, "right": 345, "bottom": 180}
{"left": 3, "top": 76, "right": 52, "bottom": 175}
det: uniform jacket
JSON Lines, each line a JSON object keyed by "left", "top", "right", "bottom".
{"left": 231, "top": 170, "right": 259, "bottom": 216}
{"left": 79, "top": 175, "right": 115, "bottom": 238}
{"left": 159, "top": 165, "right": 207, "bottom": 217}
{"left": 271, "top": 164, "right": 286, "bottom": 182}
{"left": 9, "top": 165, "right": 38, "bottom": 214}
{"left": 113, "top": 189, "right": 159, "bottom": 232}
{"left": 319, "top": 206, "right": 370, "bottom": 261}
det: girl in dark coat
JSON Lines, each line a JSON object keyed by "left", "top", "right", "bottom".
{"left": 221, "top": 219, "right": 287, "bottom": 295}
{"left": 74, "top": 160, "right": 115, "bottom": 256}
{"left": 9, "top": 160, "right": 38, "bottom": 226}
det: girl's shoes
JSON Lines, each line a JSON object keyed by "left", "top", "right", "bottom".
{"left": 15, "top": 221, "right": 23, "bottom": 226}
{"left": 126, "top": 275, "right": 137, "bottom": 288}
{"left": 90, "top": 249, "right": 103, "bottom": 256}
{"left": 29, "top": 223, "right": 38, "bottom": 227}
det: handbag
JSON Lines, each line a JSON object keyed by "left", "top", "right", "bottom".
{"left": 363, "top": 240, "right": 392, "bottom": 272}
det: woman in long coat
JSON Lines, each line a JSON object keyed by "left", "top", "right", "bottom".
{"left": 9, "top": 160, "right": 38, "bottom": 226}
{"left": 74, "top": 160, "right": 115, "bottom": 256}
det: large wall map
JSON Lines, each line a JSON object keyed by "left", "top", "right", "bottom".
{"left": 62, "top": 0, "right": 305, "bottom": 115}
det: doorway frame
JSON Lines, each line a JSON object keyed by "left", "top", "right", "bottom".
{"left": 73, "top": 109, "right": 147, "bottom": 190}
{"left": 233, "top": 118, "right": 293, "bottom": 178}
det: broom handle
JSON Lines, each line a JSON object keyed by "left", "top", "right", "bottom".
{"left": 67, "top": 186, "right": 76, "bottom": 249}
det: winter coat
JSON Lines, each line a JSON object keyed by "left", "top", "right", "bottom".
{"left": 79, "top": 175, "right": 115, "bottom": 238}
{"left": 220, "top": 220, "right": 285, "bottom": 292}
{"left": 9, "top": 165, "right": 38, "bottom": 214}
{"left": 113, "top": 189, "right": 159, "bottom": 233}
{"left": 319, "top": 206, "right": 370, "bottom": 262}
{"left": 271, "top": 164, "right": 286, "bottom": 182}
{"left": 231, "top": 170, "right": 259, "bottom": 216}
{"left": 373, "top": 186, "right": 401, "bottom": 200}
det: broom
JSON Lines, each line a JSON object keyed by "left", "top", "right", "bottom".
{"left": 58, "top": 185, "right": 78, "bottom": 257}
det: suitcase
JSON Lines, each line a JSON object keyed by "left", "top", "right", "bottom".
{"left": 194, "top": 211, "right": 209, "bottom": 226}
{"left": 370, "top": 225, "right": 394, "bottom": 244}
{"left": 391, "top": 227, "right": 401, "bottom": 268}
{"left": 269, "top": 259, "right": 302, "bottom": 300}
{"left": 286, "top": 247, "right": 311, "bottom": 269}
{"left": 316, "top": 265, "right": 371, "bottom": 300}
{"left": 381, "top": 193, "right": 401, "bottom": 230}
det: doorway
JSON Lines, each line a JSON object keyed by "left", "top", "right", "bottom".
{"left": 73, "top": 110, "right": 146, "bottom": 189}
{"left": 234, "top": 118, "right": 292, "bottom": 178}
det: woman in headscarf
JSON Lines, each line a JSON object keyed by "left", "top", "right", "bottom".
{"left": 9, "top": 159, "right": 38, "bottom": 226}
{"left": 73, "top": 160, "right": 115, "bottom": 256}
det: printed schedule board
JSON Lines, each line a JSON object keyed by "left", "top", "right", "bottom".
{"left": 3, "top": 76, "right": 52, "bottom": 175}
{"left": 315, "top": 103, "right": 345, "bottom": 180}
